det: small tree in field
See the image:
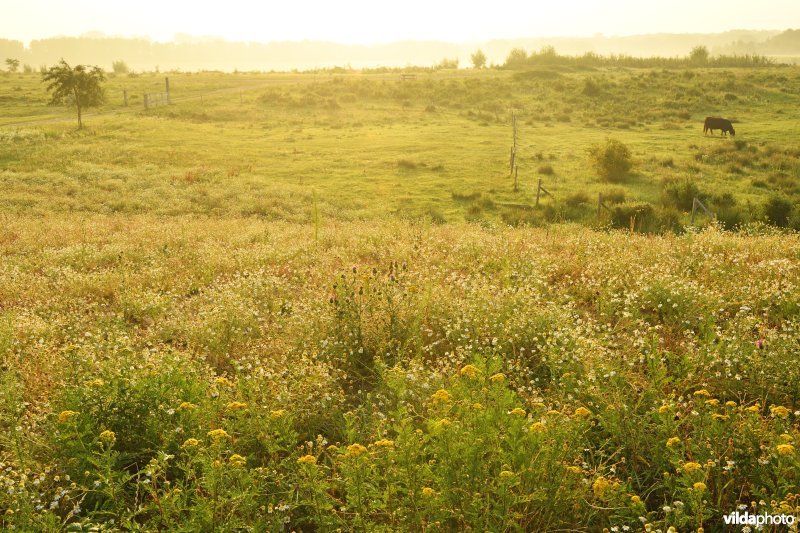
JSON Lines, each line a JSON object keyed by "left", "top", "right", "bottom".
{"left": 42, "top": 60, "right": 105, "bottom": 129}
{"left": 689, "top": 45, "right": 709, "bottom": 65}
{"left": 471, "top": 49, "right": 487, "bottom": 69}
{"left": 589, "top": 139, "right": 633, "bottom": 182}
{"left": 112, "top": 60, "right": 129, "bottom": 74}
{"left": 5, "top": 58, "right": 20, "bottom": 73}
{"left": 504, "top": 48, "right": 528, "bottom": 69}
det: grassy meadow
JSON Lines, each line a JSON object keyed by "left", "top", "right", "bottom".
{"left": 1, "top": 65, "right": 800, "bottom": 531}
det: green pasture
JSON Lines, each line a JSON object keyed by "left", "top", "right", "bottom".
{"left": 1, "top": 66, "right": 799, "bottom": 228}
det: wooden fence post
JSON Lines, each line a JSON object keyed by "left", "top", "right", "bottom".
{"left": 123, "top": 89, "right": 128, "bottom": 107}
{"left": 514, "top": 165, "right": 518, "bottom": 192}
{"left": 165, "top": 77, "right": 170, "bottom": 104}
{"left": 691, "top": 197, "right": 714, "bottom": 225}
{"left": 144, "top": 94, "right": 149, "bottom": 110}
{"left": 536, "top": 178, "right": 542, "bottom": 206}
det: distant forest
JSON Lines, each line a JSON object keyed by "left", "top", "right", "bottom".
{"left": 1, "top": 29, "right": 799, "bottom": 72}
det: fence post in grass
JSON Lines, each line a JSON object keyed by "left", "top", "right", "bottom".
{"left": 598, "top": 192, "right": 602, "bottom": 216}
{"left": 514, "top": 165, "right": 518, "bottom": 192}
{"left": 123, "top": 89, "right": 128, "bottom": 107}
{"left": 512, "top": 111, "right": 517, "bottom": 148}
{"left": 691, "top": 197, "right": 714, "bottom": 226}
{"left": 536, "top": 178, "right": 542, "bottom": 207}
{"left": 165, "top": 77, "right": 170, "bottom": 104}
{"left": 144, "top": 93, "right": 149, "bottom": 110}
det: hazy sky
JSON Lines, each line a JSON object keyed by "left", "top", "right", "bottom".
{"left": 3, "top": 0, "right": 799, "bottom": 44}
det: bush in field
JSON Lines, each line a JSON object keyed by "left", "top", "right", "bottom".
{"left": 589, "top": 139, "right": 633, "bottom": 182}
{"left": 610, "top": 202, "right": 655, "bottom": 232}
{"left": 504, "top": 48, "right": 528, "bottom": 69}
{"left": 662, "top": 178, "right": 705, "bottom": 211}
{"left": 111, "top": 60, "right": 129, "bottom": 74}
{"left": 5, "top": 58, "right": 19, "bottom": 73}
{"left": 470, "top": 49, "right": 487, "bottom": 69}
{"left": 436, "top": 58, "right": 458, "bottom": 70}
{"left": 689, "top": 45, "right": 710, "bottom": 65}
{"left": 763, "top": 194, "right": 794, "bottom": 227}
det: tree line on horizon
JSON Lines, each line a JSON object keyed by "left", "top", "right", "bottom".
{"left": 0, "top": 29, "right": 798, "bottom": 73}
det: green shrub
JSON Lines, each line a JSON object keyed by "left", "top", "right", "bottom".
{"left": 610, "top": 202, "right": 656, "bottom": 232}
{"left": 763, "top": 194, "right": 794, "bottom": 227}
{"left": 589, "top": 139, "right": 633, "bottom": 182}
{"left": 566, "top": 192, "right": 590, "bottom": 208}
{"left": 662, "top": 178, "right": 705, "bottom": 211}
{"left": 538, "top": 164, "right": 555, "bottom": 175}
{"left": 601, "top": 187, "right": 626, "bottom": 204}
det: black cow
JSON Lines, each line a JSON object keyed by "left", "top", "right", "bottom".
{"left": 703, "top": 116, "right": 735, "bottom": 136}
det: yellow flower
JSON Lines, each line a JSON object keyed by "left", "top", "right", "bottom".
{"left": 207, "top": 428, "right": 231, "bottom": 442}
{"left": 326, "top": 445, "right": 339, "bottom": 453}
{"left": 181, "top": 438, "right": 200, "bottom": 449}
{"left": 566, "top": 465, "right": 582, "bottom": 474}
{"left": 431, "top": 389, "right": 452, "bottom": 404}
{"left": 499, "top": 470, "right": 514, "bottom": 479}
{"left": 705, "top": 399, "right": 719, "bottom": 406}
{"left": 374, "top": 439, "right": 394, "bottom": 448}
{"left": 229, "top": 454, "right": 246, "bottom": 468}
{"left": 472, "top": 402, "right": 485, "bottom": 411}
{"left": 270, "top": 410, "right": 286, "bottom": 419}
{"left": 592, "top": 476, "right": 611, "bottom": 497}
{"left": 712, "top": 414, "right": 730, "bottom": 421}
{"left": 85, "top": 378, "right": 104, "bottom": 387}
{"left": 346, "top": 443, "right": 367, "bottom": 457}
{"left": 545, "top": 410, "right": 561, "bottom": 416}
{"left": 779, "top": 433, "right": 793, "bottom": 442}
{"left": 421, "top": 487, "right": 435, "bottom": 497}
{"left": 297, "top": 454, "right": 317, "bottom": 465}
{"left": 574, "top": 407, "right": 592, "bottom": 418}
{"left": 510, "top": 408, "right": 527, "bottom": 417}
{"left": 489, "top": 373, "right": 506, "bottom": 383}
{"left": 770, "top": 405, "right": 790, "bottom": 419}
{"left": 215, "top": 376, "right": 233, "bottom": 387}
{"left": 666, "top": 437, "right": 681, "bottom": 448}
{"left": 682, "top": 462, "right": 702, "bottom": 474}
{"left": 459, "top": 364, "right": 479, "bottom": 378}
{"left": 177, "top": 402, "right": 197, "bottom": 411}
{"left": 226, "top": 401, "right": 247, "bottom": 411}
{"left": 658, "top": 405, "right": 671, "bottom": 414}
{"left": 693, "top": 389, "right": 711, "bottom": 397}
{"left": 776, "top": 444, "right": 795, "bottom": 456}
{"left": 530, "top": 422, "right": 546, "bottom": 433}
{"left": 725, "top": 401, "right": 737, "bottom": 408}
{"left": 631, "top": 495, "right": 641, "bottom": 504}
{"left": 438, "top": 418, "right": 452, "bottom": 428}
{"left": 99, "top": 430, "right": 116, "bottom": 445}
{"left": 58, "top": 410, "right": 79, "bottom": 424}
{"left": 693, "top": 482, "right": 707, "bottom": 492}
{"left": 745, "top": 403, "right": 761, "bottom": 414}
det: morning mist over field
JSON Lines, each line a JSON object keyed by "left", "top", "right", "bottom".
{"left": 2, "top": 0, "right": 800, "bottom": 70}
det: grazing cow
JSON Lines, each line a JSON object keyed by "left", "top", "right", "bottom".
{"left": 703, "top": 116, "right": 735, "bottom": 136}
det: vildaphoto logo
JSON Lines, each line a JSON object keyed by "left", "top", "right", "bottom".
{"left": 722, "top": 510, "right": 796, "bottom": 526}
